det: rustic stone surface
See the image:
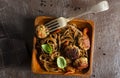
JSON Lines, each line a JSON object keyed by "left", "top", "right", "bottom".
{"left": 0, "top": 0, "right": 120, "bottom": 78}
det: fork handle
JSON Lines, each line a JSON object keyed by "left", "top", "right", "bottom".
{"left": 66, "top": 0, "right": 109, "bottom": 22}
{"left": 66, "top": 11, "right": 91, "bottom": 22}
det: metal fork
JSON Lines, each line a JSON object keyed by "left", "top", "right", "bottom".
{"left": 45, "top": 0, "right": 109, "bottom": 32}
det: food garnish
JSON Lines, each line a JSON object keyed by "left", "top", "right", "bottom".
{"left": 41, "top": 44, "right": 53, "bottom": 54}
{"left": 57, "top": 56, "right": 67, "bottom": 69}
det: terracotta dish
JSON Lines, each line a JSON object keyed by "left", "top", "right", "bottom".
{"left": 32, "top": 16, "right": 94, "bottom": 76}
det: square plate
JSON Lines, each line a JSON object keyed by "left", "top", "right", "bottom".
{"left": 32, "top": 16, "right": 94, "bottom": 76}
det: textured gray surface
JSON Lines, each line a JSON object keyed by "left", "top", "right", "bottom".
{"left": 0, "top": 0, "right": 120, "bottom": 78}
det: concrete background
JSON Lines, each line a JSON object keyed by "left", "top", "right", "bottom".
{"left": 0, "top": 0, "right": 120, "bottom": 78}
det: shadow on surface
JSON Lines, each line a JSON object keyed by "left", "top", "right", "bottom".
{"left": 0, "top": 17, "right": 35, "bottom": 69}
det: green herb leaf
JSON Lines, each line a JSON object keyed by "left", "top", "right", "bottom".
{"left": 41, "top": 44, "right": 52, "bottom": 54}
{"left": 57, "top": 56, "right": 67, "bottom": 69}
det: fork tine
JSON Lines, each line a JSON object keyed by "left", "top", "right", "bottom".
{"left": 48, "top": 24, "right": 59, "bottom": 30}
{"left": 49, "top": 25, "right": 60, "bottom": 33}
{"left": 45, "top": 19, "right": 57, "bottom": 26}
{"left": 46, "top": 22, "right": 59, "bottom": 28}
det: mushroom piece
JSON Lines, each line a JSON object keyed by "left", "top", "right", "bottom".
{"left": 36, "top": 25, "right": 49, "bottom": 38}
{"left": 73, "top": 57, "right": 88, "bottom": 70}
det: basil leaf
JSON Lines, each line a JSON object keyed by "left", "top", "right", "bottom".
{"left": 41, "top": 44, "right": 52, "bottom": 54}
{"left": 57, "top": 56, "right": 67, "bottom": 69}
